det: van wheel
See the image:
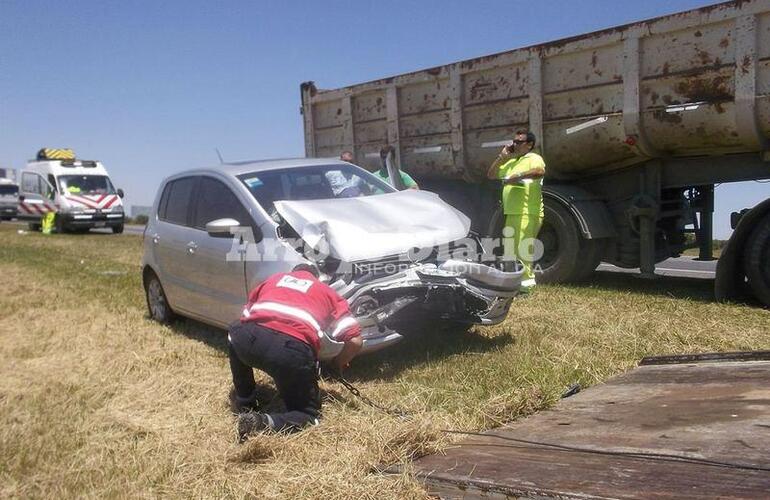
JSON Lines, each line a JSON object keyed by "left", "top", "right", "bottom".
{"left": 145, "top": 272, "right": 176, "bottom": 323}
{"left": 743, "top": 213, "right": 770, "bottom": 307}
{"left": 55, "top": 214, "right": 67, "bottom": 234}
{"left": 29, "top": 222, "right": 41, "bottom": 232}
{"left": 112, "top": 224, "right": 124, "bottom": 234}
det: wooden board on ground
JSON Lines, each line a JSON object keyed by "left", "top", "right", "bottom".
{"left": 400, "top": 354, "right": 770, "bottom": 499}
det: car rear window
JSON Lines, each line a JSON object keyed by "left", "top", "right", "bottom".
{"left": 160, "top": 177, "right": 196, "bottom": 225}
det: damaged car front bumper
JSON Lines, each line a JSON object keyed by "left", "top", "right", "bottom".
{"left": 319, "top": 260, "right": 522, "bottom": 359}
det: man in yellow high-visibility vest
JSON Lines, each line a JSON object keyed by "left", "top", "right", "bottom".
{"left": 486, "top": 130, "right": 546, "bottom": 292}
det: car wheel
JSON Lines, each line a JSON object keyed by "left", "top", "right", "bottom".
{"left": 112, "top": 224, "right": 124, "bottom": 234}
{"left": 145, "top": 272, "right": 176, "bottom": 323}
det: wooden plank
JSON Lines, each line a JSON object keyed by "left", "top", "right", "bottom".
{"left": 403, "top": 360, "right": 770, "bottom": 499}
{"left": 640, "top": 350, "right": 770, "bottom": 365}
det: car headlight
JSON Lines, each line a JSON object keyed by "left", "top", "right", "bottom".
{"left": 111, "top": 205, "right": 124, "bottom": 213}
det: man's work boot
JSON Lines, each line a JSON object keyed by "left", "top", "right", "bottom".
{"left": 238, "top": 412, "right": 271, "bottom": 443}
{"left": 229, "top": 388, "right": 260, "bottom": 415}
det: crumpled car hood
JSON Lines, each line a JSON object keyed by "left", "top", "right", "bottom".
{"left": 274, "top": 190, "right": 471, "bottom": 262}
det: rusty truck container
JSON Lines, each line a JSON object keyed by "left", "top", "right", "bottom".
{"left": 301, "top": 0, "right": 770, "bottom": 307}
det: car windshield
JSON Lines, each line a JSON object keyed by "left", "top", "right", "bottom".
{"left": 238, "top": 164, "right": 396, "bottom": 213}
{"left": 0, "top": 185, "right": 18, "bottom": 196}
{"left": 58, "top": 175, "right": 116, "bottom": 195}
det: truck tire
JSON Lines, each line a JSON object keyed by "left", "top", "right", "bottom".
{"left": 742, "top": 213, "right": 770, "bottom": 307}
{"left": 112, "top": 224, "right": 124, "bottom": 234}
{"left": 572, "top": 237, "right": 606, "bottom": 281}
{"left": 538, "top": 201, "right": 581, "bottom": 283}
{"left": 145, "top": 271, "right": 176, "bottom": 323}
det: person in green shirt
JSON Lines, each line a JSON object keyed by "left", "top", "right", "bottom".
{"left": 376, "top": 145, "right": 419, "bottom": 190}
{"left": 486, "top": 130, "right": 546, "bottom": 292}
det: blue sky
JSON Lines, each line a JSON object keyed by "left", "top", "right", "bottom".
{"left": 1, "top": 0, "right": 767, "bottom": 238}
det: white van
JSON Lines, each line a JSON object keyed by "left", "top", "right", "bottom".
{"left": 18, "top": 148, "right": 125, "bottom": 233}
{"left": 0, "top": 178, "right": 19, "bottom": 220}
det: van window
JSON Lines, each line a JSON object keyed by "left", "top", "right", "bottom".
{"left": 0, "top": 185, "right": 19, "bottom": 196}
{"left": 22, "top": 172, "right": 40, "bottom": 194}
{"left": 22, "top": 172, "right": 55, "bottom": 198}
{"left": 161, "top": 177, "right": 197, "bottom": 226}
{"left": 47, "top": 175, "right": 58, "bottom": 194}
{"left": 192, "top": 177, "right": 250, "bottom": 230}
{"left": 58, "top": 175, "right": 115, "bottom": 195}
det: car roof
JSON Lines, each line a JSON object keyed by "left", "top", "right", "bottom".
{"left": 192, "top": 157, "right": 350, "bottom": 177}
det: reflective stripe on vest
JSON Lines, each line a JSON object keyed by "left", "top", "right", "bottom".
{"left": 329, "top": 315, "right": 358, "bottom": 339}
{"left": 245, "top": 301, "right": 325, "bottom": 338}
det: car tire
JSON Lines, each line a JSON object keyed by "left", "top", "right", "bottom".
{"left": 742, "top": 213, "right": 770, "bottom": 307}
{"left": 537, "top": 201, "right": 582, "bottom": 284}
{"left": 145, "top": 271, "right": 176, "bottom": 323}
{"left": 112, "top": 224, "right": 124, "bottom": 234}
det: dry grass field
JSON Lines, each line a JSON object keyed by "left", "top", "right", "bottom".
{"left": 1, "top": 224, "right": 768, "bottom": 498}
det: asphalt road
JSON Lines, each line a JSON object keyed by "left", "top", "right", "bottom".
{"left": 6, "top": 220, "right": 716, "bottom": 278}
{"left": 597, "top": 256, "right": 717, "bottom": 279}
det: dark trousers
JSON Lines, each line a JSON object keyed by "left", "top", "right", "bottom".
{"left": 228, "top": 321, "right": 320, "bottom": 431}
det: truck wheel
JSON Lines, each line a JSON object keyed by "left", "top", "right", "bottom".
{"left": 572, "top": 237, "right": 606, "bottom": 281}
{"left": 742, "top": 213, "right": 770, "bottom": 307}
{"left": 145, "top": 272, "right": 176, "bottom": 323}
{"left": 537, "top": 201, "right": 581, "bottom": 283}
{"left": 112, "top": 224, "right": 124, "bottom": 234}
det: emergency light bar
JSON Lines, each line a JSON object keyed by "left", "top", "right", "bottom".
{"left": 37, "top": 148, "right": 75, "bottom": 161}
{"left": 59, "top": 160, "right": 98, "bottom": 168}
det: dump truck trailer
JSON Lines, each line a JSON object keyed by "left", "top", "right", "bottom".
{"left": 300, "top": 0, "right": 770, "bottom": 306}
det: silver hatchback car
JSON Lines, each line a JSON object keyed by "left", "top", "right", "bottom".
{"left": 141, "top": 158, "right": 522, "bottom": 360}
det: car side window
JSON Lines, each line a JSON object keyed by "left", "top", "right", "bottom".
{"left": 192, "top": 177, "right": 250, "bottom": 229}
{"left": 161, "top": 177, "right": 197, "bottom": 226}
{"left": 157, "top": 183, "right": 172, "bottom": 220}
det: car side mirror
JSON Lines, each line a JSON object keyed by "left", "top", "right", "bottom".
{"left": 206, "top": 218, "right": 241, "bottom": 237}
{"left": 117, "top": 188, "right": 125, "bottom": 198}
{"left": 206, "top": 218, "right": 263, "bottom": 242}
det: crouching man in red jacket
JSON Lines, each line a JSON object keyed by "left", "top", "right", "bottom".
{"left": 228, "top": 264, "right": 362, "bottom": 441}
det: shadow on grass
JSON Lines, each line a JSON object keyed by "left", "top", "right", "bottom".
{"left": 167, "top": 317, "right": 231, "bottom": 354}
{"left": 345, "top": 322, "right": 514, "bottom": 382}
{"left": 164, "top": 318, "right": 360, "bottom": 411}
{"left": 571, "top": 270, "right": 717, "bottom": 303}
{"left": 161, "top": 314, "right": 513, "bottom": 385}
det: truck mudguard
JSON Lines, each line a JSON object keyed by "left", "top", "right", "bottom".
{"left": 543, "top": 185, "right": 615, "bottom": 240}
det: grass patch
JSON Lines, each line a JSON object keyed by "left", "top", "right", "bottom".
{"left": 1, "top": 225, "right": 768, "bottom": 498}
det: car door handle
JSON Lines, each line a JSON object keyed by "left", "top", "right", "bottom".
{"left": 186, "top": 241, "right": 198, "bottom": 254}
{"left": 151, "top": 233, "right": 160, "bottom": 244}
